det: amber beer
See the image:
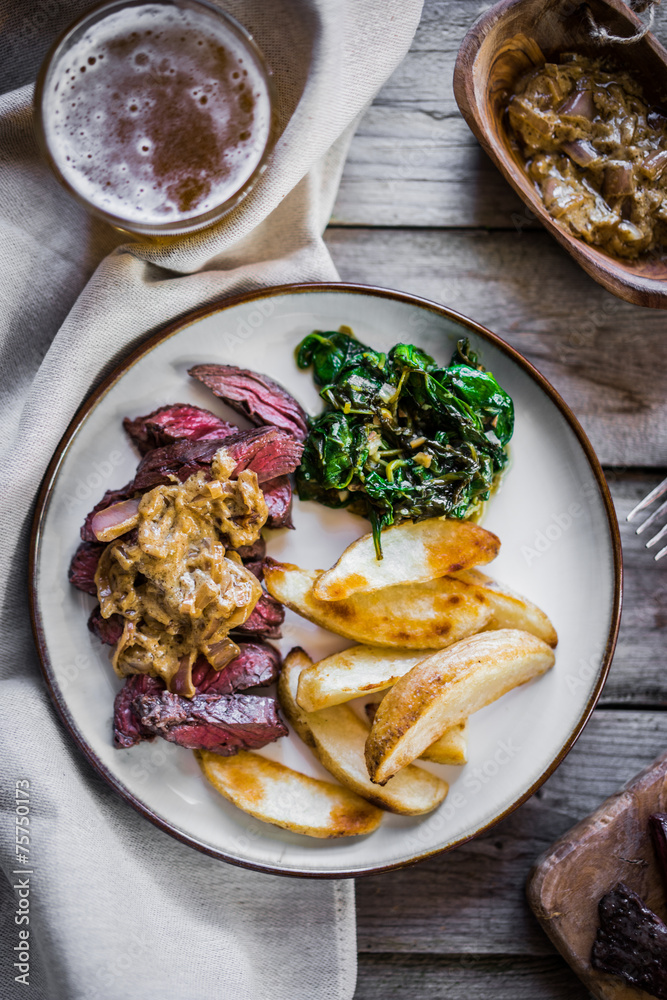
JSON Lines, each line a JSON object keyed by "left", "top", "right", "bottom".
{"left": 36, "top": 0, "right": 274, "bottom": 234}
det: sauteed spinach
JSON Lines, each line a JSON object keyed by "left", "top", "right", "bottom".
{"left": 295, "top": 328, "right": 514, "bottom": 558}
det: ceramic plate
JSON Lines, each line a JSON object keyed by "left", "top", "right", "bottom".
{"left": 30, "top": 283, "right": 622, "bottom": 877}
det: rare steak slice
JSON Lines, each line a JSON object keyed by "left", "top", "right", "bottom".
{"left": 88, "top": 605, "right": 124, "bottom": 646}
{"left": 131, "top": 427, "right": 303, "bottom": 491}
{"left": 124, "top": 403, "right": 237, "bottom": 455}
{"left": 189, "top": 364, "right": 308, "bottom": 441}
{"left": 232, "top": 591, "right": 284, "bottom": 639}
{"left": 113, "top": 674, "right": 164, "bottom": 748}
{"left": 69, "top": 541, "right": 105, "bottom": 595}
{"left": 262, "top": 476, "right": 294, "bottom": 529}
{"left": 190, "top": 643, "right": 281, "bottom": 694}
{"left": 232, "top": 536, "right": 266, "bottom": 563}
{"left": 133, "top": 690, "right": 287, "bottom": 754}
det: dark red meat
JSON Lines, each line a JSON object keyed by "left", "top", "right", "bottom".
{"left": 113, "top": 674, "right": 163, "bottom": 748}
{"left": 130, "top": 437, "right": 226, "bottom": 491}
{"left": 243, "top": 560, "right": 264, "bottom": 581}
{"left": 88, "top": 605, "right": 124, "bottom": 646}
{"left": 232, "top": 536, "right": 266, "bottom": 563}
{"left": 69, "top": 542, "right": 104, "bottom": 595}
{"left": 189, "top": 364, "right": 308, "bottom": 441}
{"left": 130, "top": 427, "right": 303, "bottom": 492}
{"left": 133, "top": 690, "right": 287, "bottom": 754}
{"left": 191, "top": 643, "right": 281, "bottom": 694}
{"left": 262, "top": 476, "right": 294, "bottom": 529}
{"left": 223, "top": 427, "right": 304, "bottom": 482}
{"left": 124, "top": 403, "right": 236, "bottom": 455}
{"left": 592, "top": 881, "right": 667, "bottom": 998}
{"left": 233, "top": 591, "right": 284, "bottom": 639}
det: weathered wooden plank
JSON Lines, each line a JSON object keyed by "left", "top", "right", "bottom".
{"left": 355, "top": 954, "right": 592, "bottom": 999}
{"left": 324, "top": 227, "right": 667, "bottom": 468}
{"left": 333, "top": 0, "right": 667, "bottom": 228}
{"left": 602, "top": 472, "right": 667, "bottom": 705}
{"left": 356, "top": 709, "right": 667, "bottom": 956}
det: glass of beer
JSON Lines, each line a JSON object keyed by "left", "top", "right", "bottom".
{"left": 34, "top": 0, "right": 276, "bottom": 235}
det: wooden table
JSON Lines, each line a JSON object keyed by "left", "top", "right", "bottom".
{"left": 326, "top": 3, "right": 667, "bottom": 996}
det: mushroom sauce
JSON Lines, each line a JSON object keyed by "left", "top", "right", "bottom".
{"left": 508, "top": 54, "right": 667, "bottom": 260}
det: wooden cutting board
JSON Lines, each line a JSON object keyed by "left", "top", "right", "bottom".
{"left": 527, "top": 750, "right": 667, "bottom": 1000}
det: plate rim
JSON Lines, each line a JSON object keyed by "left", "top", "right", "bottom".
{"left": 28, "top": 281, "right": 623, "bottom": 878}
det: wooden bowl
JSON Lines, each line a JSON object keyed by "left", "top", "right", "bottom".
{"left": 454, "top": 0, "right": 667, "bottom": 307}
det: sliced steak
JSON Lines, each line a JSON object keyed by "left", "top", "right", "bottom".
{"left": 191, "top": 643, "right": 281, "bottom": 694}
{"left": 262, "top": 476, "right": 294, "bottom": 529}
{"left": 232, "top": 536, "right": 266, "bottom": 563}
{"left": 124, "top": 403, "right": 237, "bottom": 455}
{"left": 133, "top": 690, "right": 287, "bottom": 754}
{"left": 189, "top": 364, "right": 308, "bottom": 440}
{"left": 223, "top": 427, "right": 303, "bottom": 482}
{"left": 130, "top": 427, "right": 303, "bottom": 492}
{"left": 232, "top": 590, "right": 284, "bottom": 639}
{"left": 69, "top": 542, "right": 104, "bottom": 595}
{"left": 88, "top": 605, "right": 124, "bottom": 646}
{"left": 113, "top": 674, "right": 163, "bottom": 748}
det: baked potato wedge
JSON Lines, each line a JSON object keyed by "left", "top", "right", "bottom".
{"left": 296, "top": 645, "right": 428, "bottom": 712}
{"left": 365, "top": 695, "right": 469, "bottom": 765}
{"left": 420, "top": 720, "right": 469, "bottom": 765}
{"left": 451, "top": 569, "right": 558, "bottom": 647}
{"left": 313, "top": 517, "right": 500, "bottom": 601}
{"left": 279, "top": 649, "right": 448, "bottom": 815}
{"left": 263, "top": 560, "right": 493, "bottom": 649}
{"left": 197, "top": 749, "right": 383, "bottom": 838}
{"left": 365, "top": 629, "right": 555, "bottom": 784}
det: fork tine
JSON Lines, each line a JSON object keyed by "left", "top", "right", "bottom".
{"left": 647, "top": 522, "right": 667, "bottom": 548}
{"left": 655, "top": 543, "right": 667, "bottom": 562}
{"left": 636, "top": 497, "right": 667, "bottom": 535}
{"left": 627, "top": 476, "right": 667, "bottom": 522}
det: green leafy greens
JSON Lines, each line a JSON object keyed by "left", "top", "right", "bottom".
{"left": 295, "top": 328, "right": 514, "bottom": 558}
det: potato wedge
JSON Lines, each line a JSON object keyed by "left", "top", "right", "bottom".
{"left": 420, "top": 720, "right": 469, "bottom": 765}
{"left": 297, "top": 645, "right": 429, "bottom": 712}
{"left": 365, "top": 695, "right": 469, "bottom": 765}
{"left": 451, "top": 569, "right": 558, "bottom": 647}
{"left": 313, "top": 517, "right": 500, "bottom": 601}
{"left": 197, "top": 749, "right": 383, "bottom": 838}
{"left": 263, "top": 560, "right": 493, "bottom": 649}
{"left": 365, "top": 629, "right": 555, "bottom": 784}
{"left": 279, "top": 649, "right": 448, "bottom": 815}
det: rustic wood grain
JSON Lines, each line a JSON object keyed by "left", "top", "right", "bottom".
{"left": 356, "top": 710, "right": 667, "bottom": 956}
{"left": 356, "top": 954, "right": 592, "bottom": 999}
{"left": 324, "top": 227, "right": 667, "bottom": 467}
{"left": 528, "top": 751, "right": 667, "bottom": 999}
{"left": 602, "top": 472, "right": 667, "bottom": 706}
{"left": 333, "top": 0, "right": 667, "bottom": 230}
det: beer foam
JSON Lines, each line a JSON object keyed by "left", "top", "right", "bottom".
{"left": 42, "top": 3, "right": 272, "bottom": 227}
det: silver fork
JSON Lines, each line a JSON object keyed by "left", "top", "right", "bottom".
{"left": 627, "top": 476, "right": 667, "bottom": 561}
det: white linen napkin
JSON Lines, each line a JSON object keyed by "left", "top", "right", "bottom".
{"left": 0, "top": 1, "right": 423, "bottom": 997}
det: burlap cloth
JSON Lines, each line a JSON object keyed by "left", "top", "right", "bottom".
{"left": 0, "top": 1, "right": 423, "bottom": 996}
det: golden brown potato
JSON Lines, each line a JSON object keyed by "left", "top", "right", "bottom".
{"left": 420, "top": 720, "right": 469, "bottom": 765}
{"left": 364, "top": 693, "right": 469, "bottom": 765}
{"left": 197, "top": 749, "right": 383, "bottom": 838}
{"left": 365, "top": 629, "right": 555, "bottom": 784}
{"left": 296, "top": 645, "right": 428, "bottom": 712}
{"left": 279, "top": 649, "right": 448, "bottom": 815}
{"left": 263, "top": 560, "right": 493, "bottom": 649}
{"left": 313, "top": 517, "right": 500, "bottom": 601}
{"left": 451, "top": 569, "right": 558, "bottom": 647}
